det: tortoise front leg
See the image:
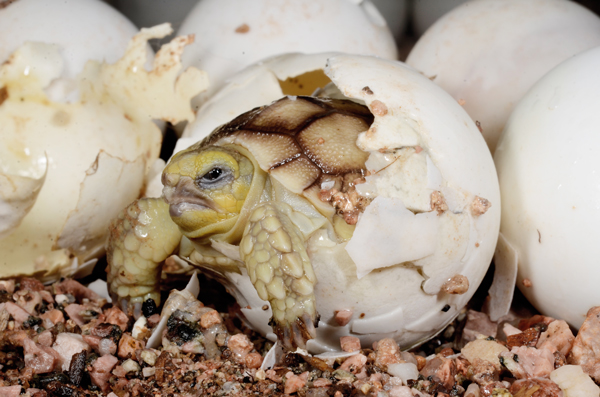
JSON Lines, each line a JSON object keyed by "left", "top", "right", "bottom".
{"left": 107, "top": 197, "right": 182, "bottom": 316}
{"left": 239, "top": 202, "right": 318, "bottom": 350}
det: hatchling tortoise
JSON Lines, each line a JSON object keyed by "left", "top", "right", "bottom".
{"left": 107, "top": 96, "right": 374, "bottom": 349}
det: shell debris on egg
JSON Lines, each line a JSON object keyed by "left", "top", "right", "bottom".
{"left": 164, "top": 52, "right": 500, "bottom": 352}
{"left": 0, "top": 24, "right": 208, "bottom": 282}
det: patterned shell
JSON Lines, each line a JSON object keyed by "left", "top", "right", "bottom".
{"left": 201, "top": 96, "right": 374, "bottom": 194}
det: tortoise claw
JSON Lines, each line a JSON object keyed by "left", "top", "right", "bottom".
{"left": 273, "top": 312, "right": 317, "bottom": 351}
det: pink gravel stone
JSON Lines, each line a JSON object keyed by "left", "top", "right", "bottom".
{"left": 63, "top": 304, "right": 86, "bottom": 327}
{"left": 312, "top": 378, "right": 332, "bottom": 387}
{"left": 40, "top": 309, "right": 65, "bottom": 328}
{"left": 420, "top": 355, "right": 457, "bottom": 390}
{"left": 464, "top": 383, "right": 480, "bottom": 397}
{"left": 90, "top": 355, "right": 119, "bottom": 393}
{"left": 568, "top": 306, "right": 600, "bottom": 382}
{"left": 200, "top": 309, "right": 222, "bottom": 328}
{"left": 334, "top": 309, "right": 353, "bottom": 326}
{"left": 147, "top": 314, "right": 161, "bottom": 328}
{"left": 23, "top": 338, "right": 60, "bottom": 374}
{"left": 54, "top": 279, "right": 101, "bottom": 302}
{"left": 117, "top": 333, "right": 144, "bottom": 359}
{"left": 104, "top": 306, "right": 129, "bottom": 332}
{"left": 0, "top": 385, "right": 22, "bottom": 397}
{"left": 463, "top": 310, "right": 497, "bottom": 342}
{"left": 512, "top": 346, "right": 555, "bottom": 378}
{"left": 227, "top": 334, "right": 254, "bottom": 363}
{"left": 2, "top": 302, "right": 30, "bottom": 325}
{"left": 244, "top": 352, "right": 263, "bottom": 369}
{"left": 52, "top": 333, "right": 90, "bottom": 371}
{"left": 537, "top": 320, "right": 575, "bottom": 357}
{"left": 83, "top": 335, "right": 117, "bottom": 356}
{"left": 340, "top": 336, "right": 361, "bottom": 352}
{"left": 284, "top": 371, "right": 309, "bottom": 394}
{"left": 375, "top": 338, "right": 403, "bottom": 366}
{"left": 14, "top": 290, "right": 43, "bottom": 315}
{"left": 37, "top": 330, "right": 54, "bottom": 347}
{"left": 0, "top": 280, "right": 15, "bottom": 294}
{"left": 340, "top": 353, "right": 367, "bottom": 374}
{"left": 388, "top": 385, "right": 413, "bottom": 397}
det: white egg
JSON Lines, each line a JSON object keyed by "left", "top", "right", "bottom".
{"left": 494, "top": 46, "right": 600, "bottom": 329}
{"left": 0, "top": 0, "right": 139, "bottom": 81}
{"left": 169, "top": 52, "right": 500, "bottom": 352}
{"left": 0, "top": 25, "right": 207, "bottom": 281}
{"left": 177, "top": 0, "right": 398, "bottom": 108}
{"left": 406, "top": 0, "right": 600, "bottom": 153}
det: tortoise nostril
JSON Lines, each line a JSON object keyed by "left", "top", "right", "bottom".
{"left": 162, "top": 173, "right": 180, "bottom": 187}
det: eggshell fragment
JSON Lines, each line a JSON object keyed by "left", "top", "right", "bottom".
{"left": 494, "top": 46, "right": 600, "bottom": 329}
{"left": 0, "top": 166, "right": 46, "bottom": 239}
{"left": 346, "top": 197, "right": 438, "bottom": 278}
{"left": 0, "top": 25, "right": 207, "bottom": 281}
{"left": 406, "top": 0, "right": 600, "bottom": 153}
{"left": 177, "top": 0, "right": 398, "bottom": 108}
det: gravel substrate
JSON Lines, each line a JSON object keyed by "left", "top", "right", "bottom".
{"left": 0, "top": 275, "right": 598, "bottom": 397}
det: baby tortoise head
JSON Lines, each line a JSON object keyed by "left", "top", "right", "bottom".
{"left": 162, "top": 145, "right": 255, "bottom": 238}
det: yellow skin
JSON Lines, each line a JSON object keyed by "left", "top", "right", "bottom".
{"left": 162, "top": 146, "right": 253, "bottom": 234}
{"left": 107, "top": 144, "right": 318, "bottom": 349}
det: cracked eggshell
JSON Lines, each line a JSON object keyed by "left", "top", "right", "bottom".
{"left": 406, "top": 0, "right": 600, "bottom": 154}
{"left": 0, "top": 25, "right": 207, "bottom": 282}
{"left": 174, "top": 52, "right": 500, "bottom": 351}
{"left": 494, "top": 46, "right": 600, "bottom": 330}
{"left": 0, "top": 0, "right": 139, "bottom": 82}
{"left": 177, "top": 0, "right": 397, "bottom": 109}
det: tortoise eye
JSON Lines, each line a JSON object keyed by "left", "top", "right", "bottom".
{"left": 203, "top": 167, "right": 223, "bottom": 182}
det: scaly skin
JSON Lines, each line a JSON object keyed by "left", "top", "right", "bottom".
{"left": 240, "top": 202, "right": 317, "bottom": 350}
{"left": 107, "top": 197, "right": 182, "bottom": 315}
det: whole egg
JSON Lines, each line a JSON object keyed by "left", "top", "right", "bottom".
{"left": 406, "top": 0, "right": 600, "bottom": 153}
{"left": 495, "top": 46, "right": 600, "bottom": 329}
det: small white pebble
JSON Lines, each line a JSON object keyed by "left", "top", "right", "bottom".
{"left": 387, "top": 363, "right": 419, "bottom": 385}
{"left": 255, "top": 369, "right": 266, "bottom": 381}
{"left": 55, "top": 294, "right": 69, "bottom": 305}
{"left": 141, "top": 349, "right": 158, "bottom": 366}
{"left": 121, "top": 358, "right": 141, "bottom": 373}
{"left": 142, "top": 367, "right": 156, "bottom": 378}
{"left": 550, "top": 365, "right": 600, "bottom": 397}
{"left": 132, "top": 316, "right": 148, "bottom": 339}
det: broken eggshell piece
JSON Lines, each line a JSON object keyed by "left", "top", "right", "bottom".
{"left": 0, "top": 24, "right": 207, "bottom": 282}
{"left": 163, "top": 53, "right": 500, "bottom": 352}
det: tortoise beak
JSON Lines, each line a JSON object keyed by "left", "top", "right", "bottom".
{"left": 162, "top": 175, "right": 219, "bottom": 217}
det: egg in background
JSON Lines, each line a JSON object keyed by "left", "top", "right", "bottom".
{"left": 406, "top": 0, "right": 600, "bottom": 153}
{"left": 0, "top": 0, "right": 139, "bottom": 83}
{"left": 176, "top": 0, "right": 398, "bottom": 109}
{"left": 495, "top": 46, "right": 600, "bottom": 329}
